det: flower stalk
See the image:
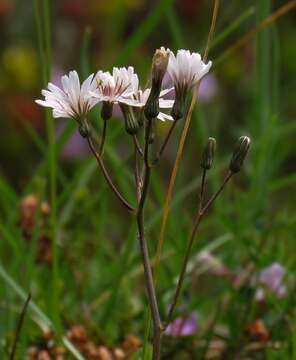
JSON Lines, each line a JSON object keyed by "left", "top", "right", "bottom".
{"left": 166, "top": 171, "right": 233, "bottom": 326}
{"left": 136, "top": 119, "right": 162, "bottom": 360}
{"left": 86, "top": 134, "right": 135, "bottom": 213}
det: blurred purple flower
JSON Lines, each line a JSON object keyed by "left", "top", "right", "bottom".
{"left": 198, "top": 74, "right": 218, "bottom": 103}
{"left": 253, "top": 262, "right": 288, "bottom": 302}
{"left": 56, "top": 124, "right": 89, "bottom": 159}
{"left": 51, "top": 65, "right": 64, "bottom": 87}
{"left": 165, "top": 312, "right": 198, "bottom": 337}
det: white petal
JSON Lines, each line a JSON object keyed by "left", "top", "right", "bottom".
{"left": 159, "top": 99, "right": 174, "bottom": 109}
{"left": 157, "top": 112, "right": 174, "bottom": 121}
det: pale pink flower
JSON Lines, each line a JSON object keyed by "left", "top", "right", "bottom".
{"left": 253, "top": 262, "right": 289, "bottom": 301}
{"left": 165, "top": 312, "right": 199, "bottom": 337}
{"left": 36, "top": 70, "right": 99, "bottom": 119}
{"left": 91, "top": 66, "right": 139, "bottom": 105}
{"left": 167, "top": 49, "right": 212, "bottom": 92}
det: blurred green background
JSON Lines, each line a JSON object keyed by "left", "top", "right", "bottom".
{"left": 0, "top": 0, "right": 296, "bottom": 359}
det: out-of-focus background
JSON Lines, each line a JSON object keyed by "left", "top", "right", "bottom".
{"left": 0, "top": 0, "right": 296, "bottom": 359}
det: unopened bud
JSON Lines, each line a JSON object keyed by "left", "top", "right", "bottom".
{"left": 101, "top": 101, "right": 113, "bottom": 121}
{"left": 144, "top": 96, "right": 159, "bottom": 120}
{"left": 229, "top": 136, "right": 251, "bottom": 173}
{"left": 120, "top": 104, "right": 139, "bottom": 135}
{"left": 151, "top": 47, "right": 169, "bottom": 87}
{"left": 78, "top": 119, "right": 90, "bottom": 138}
{"left": 201, "top": 137, "right": 216, "bottom": 170}
{"left": 144, "top": 47, "right": 170, "bottom": 120}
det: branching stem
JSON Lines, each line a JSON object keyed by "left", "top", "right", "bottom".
{"left": 165, "top": 171, "right": 233, "bottom": 325}
{"left": 154, "top": 120, "right": 177, "bottom": 163}
{"left": 87, "top": 136, "right": 135, "bottom": 213}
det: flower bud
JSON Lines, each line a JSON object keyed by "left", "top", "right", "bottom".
{"left": 144, "top": 95, "right": 159, "bottom": 120}
{"left": 171, "top": 90, "right": 187, "bottom": 121}
{"left": 201, "top": 137, "right": 216, "bottom": 170}
{"left": 151, "top": 47, "right": 169, "bottom": 89}
{"left": 229, "top": 136, "right": 251, "bottom": 173}
{"left": 78, "top": 119, "right": 90, "bottom": 138}
{"left": 101, "top": 101, "right": 113, "bottom": 121}
{"left": 144, "top": 47, "right": 169, "bottom": 120}
{"left": 120, "top": 104, "right": 139, "bottom": 135}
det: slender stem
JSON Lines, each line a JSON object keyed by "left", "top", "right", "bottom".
{"left": 133, "top": 134, "right": 144, "bottom": 157}
{"left": 137, "top": 120, "right": 162, "bottom": 360}
{"left": 99, "top": 119, "right": 107, "bottom": 156}
{"left": 153, "top": 0, "right": 220, "bottom": 287}
{"left": 199, "top": 168, "right": 207, "bottom": 210}
{"left": 155, "top": 120, "right": 177, "bottom": 162}
{"left": 166, "top": 171, "right": 232, "bottom": 325}
{"left": 134, "top": 143, "right": 142, "bottom": 203}
{"left": 87, "top": 136, "right": 135, "bottom": 213}
{"left": 10, "top": 293, "right": 31, "bottom": 360}
{"left": 202, "top": 171, "right": 232, "bottom": 213}
{"left": 39, "top": 0, "right": 61, "bottom": 332}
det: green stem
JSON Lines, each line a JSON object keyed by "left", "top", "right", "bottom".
{"left": 9, "top": 293, "right": 31, "bottom": 360}
{"left": 34, "top": 0, "right": 61, "bottom": 332}
{"left": 256, "top": 0, "right": 271, "bottom": 134}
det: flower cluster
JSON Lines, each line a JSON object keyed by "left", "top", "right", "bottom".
{"left": 36, "top": 48, "right": 212, "bottom": 131}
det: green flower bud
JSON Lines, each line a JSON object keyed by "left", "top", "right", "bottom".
{"left": 171, "top": 89, "right": 187, "bottom": 121}
{"left": 229, "top": 136, "right": 251, "bottom": 173}
{"left": 78, "top": 119, "right": 90, "bottom": 138}
{"left": 144, "top": 92, "right": 159, "bottom": 120}
{"left": 101, "top": 101, "right": 113, "bottom": 121}
{"left": 120, "top": 104, "right": 139, "bottom": 135}
{"left": 201, "top": 137, "right": 216, "bottom": 170}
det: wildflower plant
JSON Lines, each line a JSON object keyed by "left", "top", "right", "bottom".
{"left": 36, "top": 45, "right": 250, "bottom": 358}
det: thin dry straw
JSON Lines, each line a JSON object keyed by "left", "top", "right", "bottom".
{"left": 153, "top": 0, "right": 220, "bottom": 286}
{"left": 215, "top": 0, "right": 296, "bottom": 67}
